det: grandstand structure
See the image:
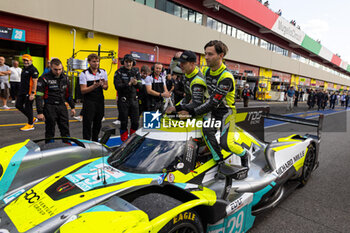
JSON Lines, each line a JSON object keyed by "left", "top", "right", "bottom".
{"left": 1, "top": 0, "right": 349, "bottom": 100}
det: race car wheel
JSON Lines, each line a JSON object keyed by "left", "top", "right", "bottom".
{"left": 131, "top": 193, "right": 203, "bottom": 233}
{"left": 299, "top": 145, "right": 316, "bottom": 187}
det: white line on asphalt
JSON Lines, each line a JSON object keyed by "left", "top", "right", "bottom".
{"left": 265, "top": 109, "right": 350, "bottom": 129}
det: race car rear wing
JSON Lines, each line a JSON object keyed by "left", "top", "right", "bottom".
{"left": 263, "top": 112, "right": 324, "bottom": 139}
{"left": 236, "top": 106, "right": 324, "bottom": 141}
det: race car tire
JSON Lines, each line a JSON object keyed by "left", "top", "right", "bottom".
{"left": 131, "top": 193, "right": 204, "bottom": 233}
{"left": 299, "top": 145, "right": 316, "bottom": 187}
{"left": 160, "top": 210, "right": 204, "bottom": 233}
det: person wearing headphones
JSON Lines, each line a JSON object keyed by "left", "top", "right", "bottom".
{"left": 114, "top": 54, "right": 141, "bottom": 141}
{"left": 178, "top": 40, "right": 250, "bottom": 172}
{"left": 145, "top": 62, "right": 170, "bottom": 112}
{"left": 165, "top": 50, "right": 207, "bottom": 115}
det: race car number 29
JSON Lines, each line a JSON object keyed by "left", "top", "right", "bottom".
{"left": 225, "top": 211, "right": 244, "bottom": 233}
{"left": 208, "top": 210, "right": 244, "bottom": 233}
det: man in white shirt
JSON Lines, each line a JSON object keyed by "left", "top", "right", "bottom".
{"left": 145, "top": 62, "right": 170, "bottom": 111}
{"left": 9, "top": 60, "right": 22, "bottom": 103}
{"left": 79, "top": 53, "right": 108, "bottom": 141}
{"left": 0, "top": 56, "right": 11, "bottom": 109}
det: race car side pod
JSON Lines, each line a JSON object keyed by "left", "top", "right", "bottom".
{"left": 263, "top": 113, "right": 324, "bottom": 139}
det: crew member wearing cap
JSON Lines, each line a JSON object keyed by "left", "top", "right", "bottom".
{"left": 16, "top": 54, "right": 39, "bottom": 131}
{"left": 178, "top": 40, "right": 251, "bottom": 172}
{"left": 166, "top": 50, "right": 207, "bottom": 115}
{"left": 36, "top": 58, "right": 75, "bottom": 142}
{"left": 114, "top": 54, "right": 141, "bottom": 141}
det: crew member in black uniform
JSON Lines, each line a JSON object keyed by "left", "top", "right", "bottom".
{"left": 114, "top": 54, "right": 142, "bottom": 141}
{"left": 145, "top": 62, "right": 170, "bottom": 111}
{"left": 79, "top": 53, "right": 108, "bottom": 141}
{"left": 36, "top": 58, "right": 75, "bottom": 142}
{"left": 16, "top": 54, "right": 39, "bottom": 131}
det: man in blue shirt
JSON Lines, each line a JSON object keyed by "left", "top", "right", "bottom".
{"left": 286, "top": 86, "right": 295, "bottom": 111}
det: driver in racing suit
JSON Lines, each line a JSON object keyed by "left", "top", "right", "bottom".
{"left": 178, "top": 40, "right": 250, "bottom": 170}
{"left": 166, "top": 50, "right": 207, "bottom": 115}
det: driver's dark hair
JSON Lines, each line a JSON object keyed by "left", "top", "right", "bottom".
{"left": 50, "top": 58, "right": 62, "bottom": 67}
{"left": 87, "top": 53, "right": 100, "bottom": 62}
{"left": 204, "top": 40, "right": 228, "bottom": 56}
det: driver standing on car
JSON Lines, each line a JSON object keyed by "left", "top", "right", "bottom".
{"left": 114, "top": 54, "right": 142, "bottom": 142}
{"left": 165, "top": 50, "right": 207, "bottom": 116}
{"left": 178, "top": 40, "right": 250, "bottom": 171}
{"left": 36, "top": 58, "right": 75, "bottom": 142}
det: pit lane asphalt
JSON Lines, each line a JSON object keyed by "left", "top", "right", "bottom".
{"left": 0, "top": 100, "right": 349, "bottom": 232}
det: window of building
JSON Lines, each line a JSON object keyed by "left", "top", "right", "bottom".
{"left": 195, "top": 12, "right": 202, "bottom": 24}
{"left": 231, "top": 27, "right": 237, "bottom": 37}
{"left": 156, "top": 0, "right": 166, "bottom": 11}
{"left": 174, "top": 4, "right": 181, "bottom": 17}
{"left": 166, "top": 1, "right": 174, "bottom": 14}
{"left": 222, "top": 24, "right": 227, "bottom": 34}
{"left": 217, "top": 22, "right": 222, "bottom": 32}
{"left": 146, "top": 0, "right": 155, "bottom": 7}
{"left": 227, "top": 26, "right": 232, "bottom": 36}
{"left": 181, "top": 7, "right": 188, "bottom": 20}
{"left": 188, "top": 9, "right": 195, "bottom": 22}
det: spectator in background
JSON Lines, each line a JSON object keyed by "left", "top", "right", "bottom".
{"left": 340, "top": 93, "right": 346, "bottom": 106}
{"left": 145, "top": 62, "right": 170, "bottom": 112}
{"left": 0, "top": 56, "right": 11, "bottom": 109}
{"left": 294, "top": 88, "right": 299, "bottom": 107}
{"left": 79, "top": 53, "right": 108, "bottom": 141}
{"left": 138, "top": 65, "right": 151, "bottom": 115}
{"left": 242, "top": 84, "right": 251, "bottom": 107}
{"left": 307, "top": 89, "right": 315, "bottom": 109}
{"left": 173, "top": 72, "right": 185, "bottom": 105}
{"left": 322, "top": 91, "right": 328, "bottom": 110}
{"left": 276, "top": 9, "right": 282, "bottom": 16}
{"left": 286, "top": 86, "right": 295, "bottom": 111}
{"left": 264, "top": 1, "right": 269, "bottom": 7}
{"left": 329, "top": 91, "right": 336, "bottom": 109}
{"left": 166, "top": 73, "right": 174, "bottom": 94}
{"left": 9, "top": 60, "right": 22, "bottom": 104}
{"left": 42, "top": 59, "right": 51, "bottom": 75}
{"left": 345, "top": 93, "right": 350, "bottom": 109}
{"left": 316, "top": 90, "right": 324, "bottom": 111}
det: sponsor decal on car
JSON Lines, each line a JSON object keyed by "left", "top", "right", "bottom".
{"left": 275, "top": 150, "right": 305, "bottom": 176}
{"left": 173, "top": 211, "right": 196, "bottom": 224}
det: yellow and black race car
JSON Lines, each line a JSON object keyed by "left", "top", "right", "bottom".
{"left": 0, "top": 107, "right": 323, "bottom": 233}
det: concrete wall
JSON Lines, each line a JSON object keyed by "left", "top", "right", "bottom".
{"left": 1, "top": 0, "right": 350, "bottom": 86}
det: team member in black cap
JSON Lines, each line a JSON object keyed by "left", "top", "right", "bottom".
{"left": 114, "top": 54, "right": 141, "bottom": 141}
{"left": 166, "top": 50, "right": 207, "bottom": 115}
